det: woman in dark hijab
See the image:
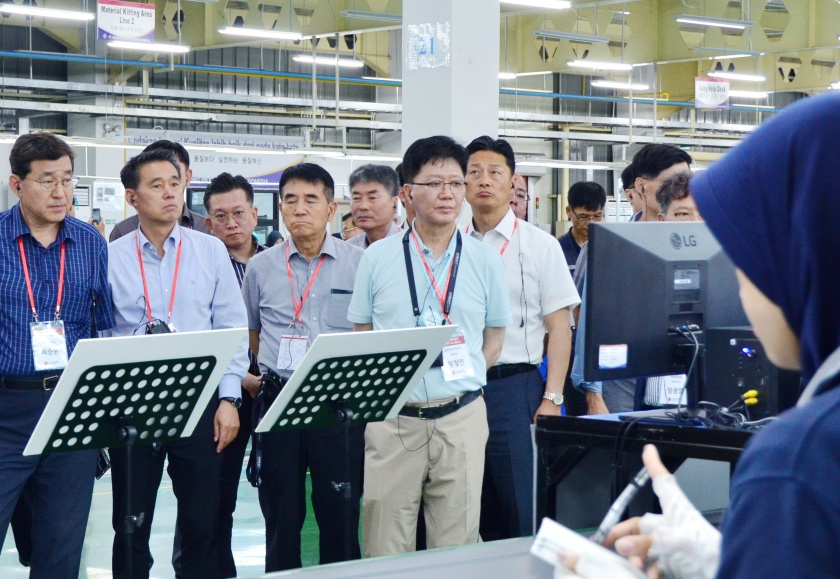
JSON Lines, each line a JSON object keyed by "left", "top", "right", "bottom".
{"left": 561, "top": 93, "right": 840, "bottom": 578}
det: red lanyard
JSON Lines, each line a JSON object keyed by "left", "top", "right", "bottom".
{"left": 410, "top": 229, "right": 458, "bottom": 323}
{"left": 136, "top": 229, "right": 183, "bottom": 325}
{"left": 286, "top": 243, "right": 326, "bottom": 327}
{"left": 18, "top": 238, "right": 65, "bottom": 323}
{"left": 466, "top": 219, "right": 518, "bottom": 255}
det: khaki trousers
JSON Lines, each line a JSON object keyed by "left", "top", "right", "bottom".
{"left": 362, "top": 395, "right": 489, "bottom": 558}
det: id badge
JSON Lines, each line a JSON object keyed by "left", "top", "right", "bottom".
{"left": 278, "top": 335, "right": 308, "bottom": 372}
{"left": 30, "top": 321, "right": 69, "bottom": 371}
{"left": 658, "top": 374, "right": 687, "bottom": 406}
{"left": 441, "top": 333, "right": 475, "bottom": 382}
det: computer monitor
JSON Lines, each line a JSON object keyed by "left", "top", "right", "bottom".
{"left": 583, "top": 222, "right": 749, "bottom": 389}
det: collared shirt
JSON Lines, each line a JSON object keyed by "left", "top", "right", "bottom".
{"left": 0, "top": 205, "right": 114, "bottom": 377}
{"left": 109, "top": 205, "right": 210, "bottom": 242}
{"left": 108, "top": 225, "right": 249, "bottom": 398}
{"left": 346, "top": 222, "right": 401, "bottom": 249}
{"left": 242, "top": 234, "right": 362, "bottom": 378}
{"left": 557, "top": 230, "right": 582, "bottom": 274}
{"left": 348, "top": 227, "right": 511, "bottom": 402}
{"left": 468, "top": 209, "right": 579, "bottom": 365}
{"left": 229, "top": 236, "right": 268, "bottom": 286}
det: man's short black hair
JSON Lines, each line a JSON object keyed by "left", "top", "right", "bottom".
{"left": 341, "top": 212, "right": 354, "bottom": 223}
{"left": 656, "top": 172, "right": 692, "bottom": 215}
{"left": 620, "top": 164, "right": 636, "bottom": 191}
{"left": 120, "top": 149, "right": 181, "bottom": 190}
{"left": 394, "top": 163, "right": 405, "bottom": 187}
{"left": 632, "top": 144, "right": 692, "bottom": 180}
{"left": 465, "top": 136, "right": 515, "bottom": 174}
{"left": 402, "top": 136, "right": 468, "bottom": 184}
{"left": 10, "top": 133, "right": 75, "bottom": 178}
{"left": 278, "top": 163, "right": 335, "bottom": 202}
{"left": 143, "top": 139, "right": 190, "bottom": 168}
{"left": 568, "top": 181, "right": 607, "bottom": 212}
{"left": 349, "top": 164, "right": 400, "bottom": 198}
{"left": 203, "top": 172, "right": 254, "bottom": 211}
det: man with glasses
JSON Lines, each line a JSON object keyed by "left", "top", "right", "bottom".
{"left": 0, "top": 133, "right": 114, "bottom": 578}
{"left": 349, "top": 135, "right": 511, "bottom": 557}
{"left": 657, "top": 172, "right": 701, "bottom": 222}
{"left": 203, "top": 172, "right": 266, "bottom": 578}
{"left": 510, "top": 173, "right": 529, "bottom": 219}
{"left": 557, "top": 182, "right": 606, "bottom": 275}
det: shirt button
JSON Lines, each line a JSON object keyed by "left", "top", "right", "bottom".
{"left": 313, "top": 316, "right": 318, "bottom": 321}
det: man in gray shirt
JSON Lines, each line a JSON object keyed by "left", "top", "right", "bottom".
{"left": 346, "top": 164, "right": 401, "bottom": 248}
{"left": 241, "top": 163, "right": 364, "bottom": 572}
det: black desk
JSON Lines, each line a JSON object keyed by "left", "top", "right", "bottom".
{"left": 535, "top": 414, "right": 753, "bottom": 530}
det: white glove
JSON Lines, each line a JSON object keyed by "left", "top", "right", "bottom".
{"left": 641, "top": 474, "right": 722, "bottom": 579}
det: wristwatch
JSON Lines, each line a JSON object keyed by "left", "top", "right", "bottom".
{"left": 220, "top": 396, "right": 242, "bottom": 410}
{"left": 543, "top": 392, "right": 564, "bottom": 406}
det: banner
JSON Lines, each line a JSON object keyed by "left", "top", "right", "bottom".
{"left": 98, "top": 0, "right": 155, "bottom": 43}
{"left": 695, "top": 77, "right": 729, "bottom": 110}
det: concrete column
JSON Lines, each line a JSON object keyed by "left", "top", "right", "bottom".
{"left": 401, "top": 0, "right": 500, "bottom": 151}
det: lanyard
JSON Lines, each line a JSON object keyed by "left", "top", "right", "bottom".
{"left": 465, "top": 219, "right": 517, "bottom": 255}
{"left": 402, "top": 227, "right": 462, "bottom": 324}
{"left": 18, "top": 238, "right": 65, "bottom": 323}
{"left": 136, "top": 228, "right": 183, "bottom": 325}
{"left": 286, "top": 243, "right": 326, "bottom": 327}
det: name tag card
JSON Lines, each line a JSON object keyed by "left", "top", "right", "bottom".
{"left": 441, "top": 333, "right": 474, "bottom": 382}
{"left": 30, "top": 321, "right": 69, "bottom": 371}
{"left": 278, "top": 335, "right": 308, "bottom": 372}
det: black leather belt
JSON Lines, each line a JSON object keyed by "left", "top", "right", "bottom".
{"left": 486, "top": 363, "right": 538, "bottom": 381}
{"left": 1, "top": 374, "right": 62, "bottom": 391}
{"left": 399, "top": 388, "right": 482, "bottom": 420}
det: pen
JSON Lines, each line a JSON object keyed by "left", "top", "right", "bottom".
{"left": 590, "top": 466, "right": 651, "bottom": 544}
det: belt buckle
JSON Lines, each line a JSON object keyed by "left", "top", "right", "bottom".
{"left": 42, "top": 375, "right": 59, "bottom": 391}
{"left": 417, "top": 406, "right": 427, "bottom": 419}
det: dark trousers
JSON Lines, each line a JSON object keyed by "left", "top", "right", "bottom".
{"left": 258, "top": 424, "right": 364, "bottom": 572}
{"left": 0, "top": 387, "right": 97, "bottom": 579}
{"left": 110, "top": 399, "right": 222, "bottom": 579}
{"left": 217, "top": 388, "right": 253, "bottom": 577}
{"left": 480, "top": 369, "right": 544, "bottom": 541}
{"left": 11, "top": 481, "right": 34, "bottom": 566}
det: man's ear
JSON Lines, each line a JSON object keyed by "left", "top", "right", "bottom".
{"left": 9, "top": 175, "right": 22, "bottom": 197}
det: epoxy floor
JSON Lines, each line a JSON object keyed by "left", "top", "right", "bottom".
{"left": 0, "top": 454, "right": 324, "bottom": 578}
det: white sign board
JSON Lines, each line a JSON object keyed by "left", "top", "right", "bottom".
{"left": 695, "top": 77, "right": 730, "bottom": 110}
{"left": 406, "top": 22, "right": 451, "bottom": 70}
{"left": 97, "top": 0, "right": 155, "bottom": 43}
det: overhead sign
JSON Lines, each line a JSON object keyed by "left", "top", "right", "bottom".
{"left": 97, "top": 0, "right": 155, "bottom": 43}
{"left": 695, "top": 77, "right": 730, "bottom": 110}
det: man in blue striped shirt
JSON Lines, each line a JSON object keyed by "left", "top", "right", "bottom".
{"left": 0, "top": 132, "right": 114, "bottom": 578}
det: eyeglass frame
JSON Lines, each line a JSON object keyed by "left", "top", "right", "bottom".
{"left": 569, "top": 207, "right": 605, "bottom": 222}
{"left": 410, "top": 180, "right": 467, "bottom": 192}
{"left": 25, "top": 176, "right": 79, "bottom": 193}
{"left": 210, "top": 208, "right": 255, "bottom": 225}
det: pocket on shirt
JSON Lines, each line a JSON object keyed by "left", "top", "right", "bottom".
{"left": 325, "top": 291, "right": 353, "bottom": 331}
{"left": 60, "top": 282, "right": 93, "bottom": 325}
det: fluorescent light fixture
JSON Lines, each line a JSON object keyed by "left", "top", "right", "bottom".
{"left": 499, "top": 72, "right": 517, "bottom": 80}
{"left": 340, "top": 10, "right": 402, "bottom": 23}
{"left": 729, "top": 90, "right": 768, "bottom": 98}
{"left": 516, "top": 70, "right": 553, "bottom": 77}
{"left": 568, "top": 59, "right": 632, "bottom": 71}
{"left": 534, "top": 29, "right": 609, "bottom": 44}
{"left": 831, "top": 81, "right": 840, "bottom": 90}
{"left": 362, "top": 76, "right": 402, "bottom": 82}
{"left": 293, "top": 55, "right": 365, "bottom": 68}
{"left": 591, "top": 80, "right": 649, "bottom": 91}
{"left": 0, "top": 4, "right": 94, "bottom": 21}
{"left": 218, "top": 27, "right": 302, "bottom": 41}
{"left": 675, "top": 15, "right": 753, "bottom": 30}
{"left": 708, "top": 71, "right": 765, "bottom": 82}
{"left": 501, "top": 88, "right": 553, "bottom": 94}
{"left": 711, "top": 54, "right": 753, "bottom": 60}
{"left": 108, "top": 41, "right": 190, "bottom": 53}
{"left": 501, "top": 0, "right": 571, "bottom": 9}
